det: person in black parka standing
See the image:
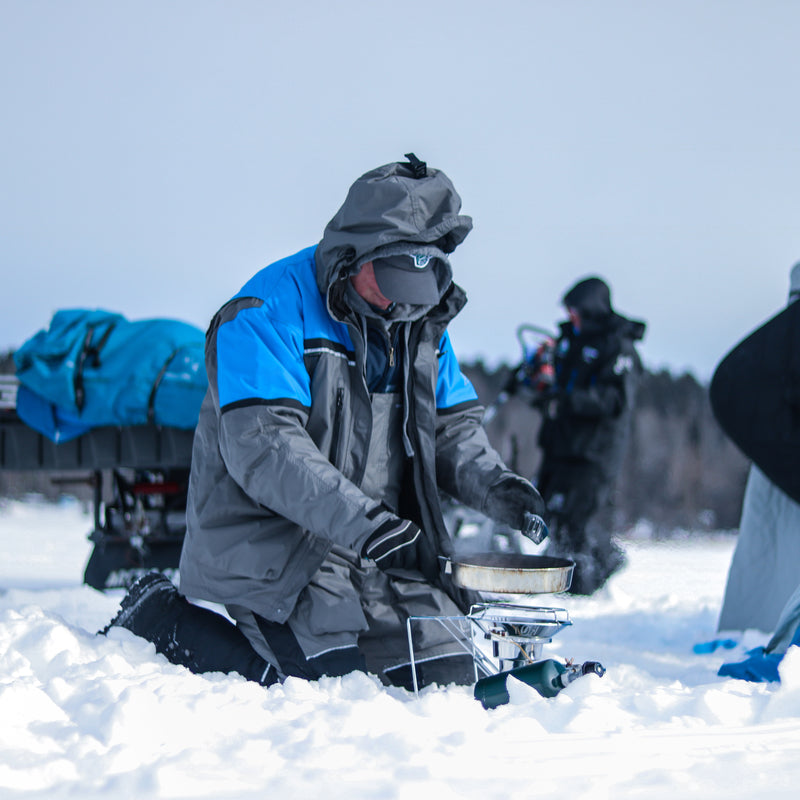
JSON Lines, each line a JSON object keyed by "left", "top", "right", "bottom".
{"left": 535, "top": 277, "right": 646, "bottom": 594}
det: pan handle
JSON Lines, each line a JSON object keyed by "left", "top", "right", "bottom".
{"left": 522, "top": 512, "right": 549, "bottom": 545}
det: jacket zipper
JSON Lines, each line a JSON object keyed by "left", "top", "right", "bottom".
{"left": 384, "top": 323, "right": 396, "bottom": 371}
{"left": 330, "top": 388, "right": 345, "bottom": 469}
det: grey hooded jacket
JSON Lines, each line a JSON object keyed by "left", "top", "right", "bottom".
{"left": 179, "top": 159, "right": 516, "bottom": 623}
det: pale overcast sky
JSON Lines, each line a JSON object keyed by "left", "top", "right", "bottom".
{"left": 3, "top": 0, "right": 800, "bottom": 381}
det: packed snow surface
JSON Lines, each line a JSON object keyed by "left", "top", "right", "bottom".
{"left": 2, "top": 498, "right": 800, "bottom": 800}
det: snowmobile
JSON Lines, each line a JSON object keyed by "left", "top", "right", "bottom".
{"left": 0, "top": 374, "right": 194, "bottom": 591}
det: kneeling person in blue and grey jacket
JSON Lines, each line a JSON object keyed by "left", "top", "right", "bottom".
{"left": 103, "top": 154, "right": 546, "bottom": 690}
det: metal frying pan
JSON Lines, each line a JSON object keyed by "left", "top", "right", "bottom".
{"left": 445, "top": 553, "right": 574, "bottom": 594}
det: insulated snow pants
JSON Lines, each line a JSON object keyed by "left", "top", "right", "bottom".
{"left": 226, "top": 545, "right": 475, "bottom": 688}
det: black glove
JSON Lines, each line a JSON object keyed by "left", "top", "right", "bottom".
{"left": 484, "top": 475, "right": 547, "bottom": 537}
{"left": 362, "top": 517, "right": 423, "bottom": 573}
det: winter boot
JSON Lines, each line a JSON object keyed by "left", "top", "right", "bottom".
{"left": 101, "top": 571, "right": 277, "bottom": 686}
{"left": 100, "top": 571, "right": 178, "bottom": 637}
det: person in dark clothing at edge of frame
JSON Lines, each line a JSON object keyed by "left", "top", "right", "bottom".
{"left": 504, "top": 277, "right": 646, "bottom": 595}
{"left": 102, "top": 154, "right": 548, "bottom": 691}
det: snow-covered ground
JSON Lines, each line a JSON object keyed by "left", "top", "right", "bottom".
{"left": 2, "top": 497, "right": 799, "bottom": 800}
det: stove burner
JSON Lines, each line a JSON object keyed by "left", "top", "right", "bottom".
{"left": 470, "top": 602, "right": 572, "bottom": 672}
{"left": 405, "top": 601, "right": 573, "bottom": 692}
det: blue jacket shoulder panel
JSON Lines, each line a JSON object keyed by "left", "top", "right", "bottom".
{"left": 236, "top": 248, "right": 310, "bottom": 311}
{"left": 436, "top": 331, "right": 479, "bottom": 409}
{"left": 216, "top": 246, "right": 353, "bottom": 409}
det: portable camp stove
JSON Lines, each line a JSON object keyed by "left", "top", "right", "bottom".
{"left": 403, "top": 551, "right": 608, "bottom": 700}
{"left": 405, "top": 600, "right": 573, "bottom": 693}
{"left": 469, "top": 601, "right": 572, "bottom": 671}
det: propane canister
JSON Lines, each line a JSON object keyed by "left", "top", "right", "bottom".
{"left": 474, "top": 659, "right": 605, "bottom": 710}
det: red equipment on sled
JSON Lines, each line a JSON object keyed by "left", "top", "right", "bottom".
{"left": 512, "top": 323, "right": 557, "bottom": 394}
{"left": 483, "top": 324, "right": 557, "bottom": 424}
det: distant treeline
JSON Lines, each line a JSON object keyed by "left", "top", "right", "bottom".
{"left": 464, "top": 361, "right": 749, "bottom": 533}
{"left": 1, "top": 349, "right": 749, "bottom": 532}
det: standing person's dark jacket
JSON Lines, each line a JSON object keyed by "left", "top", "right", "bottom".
{"left": 539, "top": 277, "right": 646, "bottom": 478}
{"left": 533, "top": 276, "right": 645, "bottom": 595}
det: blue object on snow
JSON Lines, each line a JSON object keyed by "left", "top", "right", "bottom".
{"left": 720, "top": 579, "right": 800, "bottom": 684}
{"left": 693, "top": 638, "right": 738, "bottom": 654}
{"left": 718, "top": 647, "right": 784, "bottom": 683}
{"left": 717, "top": 590, "right": 800, "bottom": 684}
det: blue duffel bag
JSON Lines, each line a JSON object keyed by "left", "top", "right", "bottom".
{"left": 14, "top": 309, "right": 208, "bottom": 442}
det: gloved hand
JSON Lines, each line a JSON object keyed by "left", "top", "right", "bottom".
{"left": 483, "top": 475, "right": 548, "bottom": 540}
{"left": 362, "top": 517, "right": 424, "bottom": 573}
